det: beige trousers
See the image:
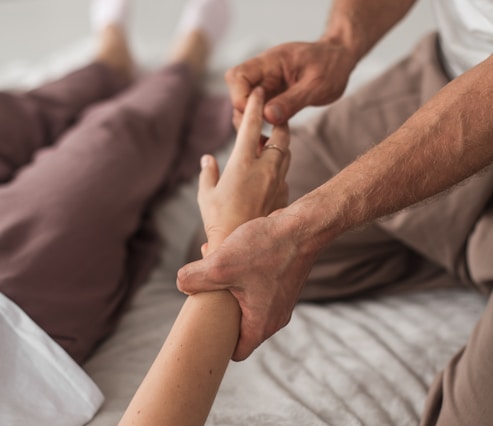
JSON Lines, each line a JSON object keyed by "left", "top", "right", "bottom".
{"left": 288, "top": 33, "right": 493, "bottom": 425}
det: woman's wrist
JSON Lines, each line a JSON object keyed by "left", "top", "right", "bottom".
{"left": 203, "top": 231, "right": 229, "bottom": 256}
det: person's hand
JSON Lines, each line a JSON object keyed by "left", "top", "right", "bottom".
{"left": 177, "top": 208, "right": 318, "bottom": 361}
{"left": 198, "top": 86, "right": 290, "bottom": 252}
{"left": 225, "top": 40, "right": 358, "bottom": 125}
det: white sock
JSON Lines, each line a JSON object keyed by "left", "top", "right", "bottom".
{"left": 91, "top": 0, "right": 130, "bottom": 33}
{"left": 176, "top": 0, "right": 230, "bottom": 47}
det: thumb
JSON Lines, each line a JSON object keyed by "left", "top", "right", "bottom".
{"left": 200, "top": 242, "right": 209, "bottom": 258}
{"left": 264, "top": 83, "right": 310, "bottom": 124}
{"left": 198, "top": 155, "right": 219, "bottom": 195}
{"left": 176, "top": 257, "right": 225, "bottom": 295}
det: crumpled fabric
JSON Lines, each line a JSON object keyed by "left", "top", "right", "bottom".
{"left": 0, "top": 293, "right": 104, "bottom": 426}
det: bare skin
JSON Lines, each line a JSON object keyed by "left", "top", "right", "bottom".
{"left": 224, "top": 0, "right": 416, "bottom": 124}
{"left": 96, "top": 24, "right": 210, "bottom": 79}
{"left": 120, "top": 86, "right": 290, "bottom": 425}
{"left": 168, "top": 29, "right": 212, "bottom": 76}
{"left": 177, "top": 0, "right": 493, "bottom": 362}
{"left": 95, "top": 24, "right": 134, "bottom": 80}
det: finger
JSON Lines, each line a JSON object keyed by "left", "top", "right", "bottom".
{"left": 225, "top": 59, "right": 263, "bottom": 112}
{"left": 279, "top": 147, "right": 291, "bottom": 182}
{"left": 198, "top": 155, "right": 219, "bottom": 204}
{"left": 232, "top": 109, "right": 243, "bottom": 131}
{"left": 176, "top": 258, "right": 226, "bottom": 295}
{"left": 260, "top": 124, "right": 290, "bottom": 167}
{"left": 232, "top": 87, "right": 265, "bottom": 160}
{"left": 232, "top": 342, "right": 256, "bottom": 362}
{"left": 269, "top": 123, "right": 290, "bottom": 151}
{"left": 264, "top": 82, "right": 311, "bottom": 125}
{"left": 200, "top": 242, "right": 208, "bottom": 258}
{"left": 233, "top": 113, "right": 270, "bottom": 159}
{"left": 231, "top": 325, "right": 261, "bottom": 362}
{"left": 274, "top": 181, "right": 289, "bottom": 211}
{"left": 256, "top": 134, "right": 269, "bottom": 157}
{"left": 276, "top": 123, "right": 292, "bottom": 182}
{"left": 232, "top": 306, "right": 294, "bottom": 361}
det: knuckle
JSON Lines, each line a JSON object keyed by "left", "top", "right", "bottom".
{"left": 257, "top": 166, "right": 278, "bottom": 188}
{"left": 224, "top": 67, "right": 238, "bottom": 83}
{"left": 176, "top": 268, "right": 190, "bottom": 291}
{"left": 263, "top": 322, "right": 278, "bottom": 341}
{"left": 244, "top": 114, "right": 262, "bottom": 131}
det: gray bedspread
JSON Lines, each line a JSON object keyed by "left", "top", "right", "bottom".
{"left": 84, "top": 172, "right": 485, "bottom": 426}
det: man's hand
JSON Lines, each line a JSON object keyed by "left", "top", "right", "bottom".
{"left": 177, "top": 210, "right": 318, "bottom": 361}
{"left": 225, "top": 40, "right": 358, "bottom": 124}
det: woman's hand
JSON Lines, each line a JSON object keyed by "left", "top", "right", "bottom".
{"left": 197, "top": 87, "right": 290, "bottom": 252}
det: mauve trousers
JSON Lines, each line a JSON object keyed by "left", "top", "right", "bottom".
{"left": 288, "top": 33, "right": 493, "bottom": 425}
{"left": 0, "top": 62, "right": 232, "bottom": 364}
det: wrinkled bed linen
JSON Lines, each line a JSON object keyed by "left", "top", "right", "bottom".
{"left": 84, "top": 174, "right": 485, "bottom": 426}
{"left": 0, "top": 294, "right": 103, "bottom": 425}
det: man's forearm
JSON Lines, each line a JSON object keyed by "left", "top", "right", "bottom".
{"left": 322, "top": 0, "right": 417, "bottom": 61}
{"left": 289, "top": 54, "right": 493, "bottom": 253}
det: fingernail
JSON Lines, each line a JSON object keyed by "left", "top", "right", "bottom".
{"left": 268, "top": 104, "right": 283, "bottom": 123}
{"left": 201, "top": 155, "right": 210, "bottom": 169}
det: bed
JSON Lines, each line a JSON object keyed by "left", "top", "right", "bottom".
{"left": 0, "top": 38, "right": 486, "bottom": 426}
{"left": 82, "top": 178, "right": 485, "bottom": 426}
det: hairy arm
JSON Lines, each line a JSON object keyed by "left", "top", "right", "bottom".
{"left": 178, "top": 54, "right": 493, "bottom": 361}
{"left": 322, "top": 0, "right": 417, "bottom": 58}
{"left": 292, "top": 54, "right": 493, "bottom": 254}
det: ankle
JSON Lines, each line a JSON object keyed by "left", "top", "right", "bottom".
{"left": 168, "top": 30, "right": 211, "bottom": 76}
{"left": 95, "top": 25, "right": 134, "bottom": 80}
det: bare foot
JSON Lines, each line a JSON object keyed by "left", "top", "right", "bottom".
{"left": 95, "top": 24, "right": 134, "bottom": 81}
{"left": 169, "top": 0, "right": 231, "bottom": 76}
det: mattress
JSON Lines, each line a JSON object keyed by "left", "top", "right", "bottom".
{"left": 1, "top": 38, "right": 486, "bottom": 426}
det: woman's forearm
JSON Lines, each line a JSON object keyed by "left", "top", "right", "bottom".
{"left": 119, "top": 237, "right": 240, "bottom": 425}
{"left": 119, "top": 291, "right": 239, "bottom": 425}
{"left": 322, "top": 0, "right": 417, "bottom": 60}
{"left": 292, "top": 54, "right": 493, "bottom": 253}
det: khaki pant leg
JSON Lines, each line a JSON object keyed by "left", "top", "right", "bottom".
{"left": 419, "top": 202, "right": 493, "bottom": 425}
{"left": 420, "top": 292, "right": 493, "bottom": 426}
{"left": 287, "top": 33, "right": 460, "bottom": 301}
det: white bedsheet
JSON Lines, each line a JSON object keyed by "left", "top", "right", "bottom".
{"left": 0, "top": 294, "right": 103, "bottom": 426}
